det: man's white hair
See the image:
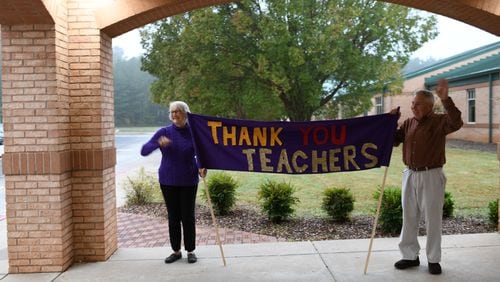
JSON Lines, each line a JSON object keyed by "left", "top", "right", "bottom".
{"left": 169, "top": 101, "right": 191, "bottom": 113}
{"left": 414, "top": 89, "right": 435, "bottom": 104}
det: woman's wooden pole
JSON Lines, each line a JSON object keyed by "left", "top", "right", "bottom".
{"left": 202, "top": 176, "right": 227, "bottom": 266}
{"left": 364, "top": 166, "right": 389, "bottom": 274}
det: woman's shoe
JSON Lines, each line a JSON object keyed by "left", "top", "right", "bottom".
{"left": 187, "top": 253, "right": 197, "bottom": 263}
{"left": 164, "top": 252, "right": 182, "bottom": 264}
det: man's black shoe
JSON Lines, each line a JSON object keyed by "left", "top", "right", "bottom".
{"left": 428, "top": 262, "right": 442, "bottom": 275}
{"left": 394, "top": 257, "right": 420, "bottom": 269}
{"left": 187, "top": 253, "right": 197, "bottom": 263}
{"left": 164, "top": 252, "right": 182, "bottom": 264}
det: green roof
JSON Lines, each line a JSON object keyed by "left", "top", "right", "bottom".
{"left": 424, "top": 52, "right": 500, "bottom": 88}
{"left": 404, "top": 40, "right": 500, "bottom": 79}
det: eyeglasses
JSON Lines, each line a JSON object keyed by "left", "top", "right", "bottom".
{"left": 169, "top": 110, "right": 183, "bottom": 114}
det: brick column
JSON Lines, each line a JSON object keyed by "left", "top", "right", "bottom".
{"left": 1, "top": 1, "right": 118, "bottom": 273}
{"left": 1, "top": 24, "right": 73, "bottom": 273}
{"left": 67, "top": 1, "right": 117, "bottom": 262}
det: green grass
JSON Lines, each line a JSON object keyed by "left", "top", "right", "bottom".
{"left": 134, "top": 136, "right": 498, "bottom": 218}
{"left": 116, "top": 127, "right": 160, "bottom": 134}
{"left": 197, "top": 146, "right": 499, "bottom": 218}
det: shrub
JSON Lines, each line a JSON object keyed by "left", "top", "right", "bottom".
{"left": 443, "top": 191, "right": 455, "bottom": 218}
{"left": 124, "top": 167, "right": 160, "bottom": 205}
{"left": 258, "top": 180, "right": 299, "bottom": 223}
{"left": 373, "top": 186, "right": 402, "bottom": 234}
{"left": 201, "top": 172, "right": 238, "bottom": 215}
{"left": 488, "top": 199, "right": 499, "bottom": 227}
{"left": 322, "top": 187, "right": 355, "bottom": 222}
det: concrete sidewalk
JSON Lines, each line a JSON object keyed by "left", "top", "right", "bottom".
{"left": 0, "top": 216, "right": 499, "bottom": 282}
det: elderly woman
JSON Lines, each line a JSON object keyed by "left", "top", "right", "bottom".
{"left": 141, "top": 101, "right": 206, "bottom": 264}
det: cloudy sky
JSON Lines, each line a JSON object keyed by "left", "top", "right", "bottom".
{"left": 113, "top": 14, "right": 499, "bottom": 61}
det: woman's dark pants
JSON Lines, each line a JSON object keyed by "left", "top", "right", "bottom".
{"left": 160, "top": 184, "right": 198, "bottom": 252}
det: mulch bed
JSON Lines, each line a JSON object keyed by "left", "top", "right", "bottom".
{"left": 118, "top": 203, "right": 497, "bottom": 241}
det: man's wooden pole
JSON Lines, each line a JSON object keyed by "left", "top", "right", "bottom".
{"left": 202, "top": 176, "right": 227, "bottom": 266}
{"left": 364, "top": 166, "right": 389, "bottom": 274}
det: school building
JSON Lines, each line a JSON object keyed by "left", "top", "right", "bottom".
{"left": 368, "top": 41, "right": 500, "bottom": 144}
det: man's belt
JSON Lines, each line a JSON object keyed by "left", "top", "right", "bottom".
{"left": 407, "top": 165, "right": 442, "bottom": 171}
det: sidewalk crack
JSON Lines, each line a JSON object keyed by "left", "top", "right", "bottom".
{"left": 311, "top": 241, "right": 337, "bottom": 281}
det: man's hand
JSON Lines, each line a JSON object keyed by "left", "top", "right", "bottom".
{"left": 389, "top": 107, "right": 401, "bottom": 120}
{"left": 158, "top": 136, "right": 171, "bottom": 148}
{"left": 436, "top": 79, "right": 449, "bottom": 101}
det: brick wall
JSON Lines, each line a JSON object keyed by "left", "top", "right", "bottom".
{"left": 369, "top": 81, "right": 500, "bottom": 143}
{"left": 1, "top": 23, "right": 74, "bottom": 273}
{"left": 1, "top": 0, "right": 117, "bottom": 272}
{"left": 67, "top": 0, "right": 117, "bottom": 263}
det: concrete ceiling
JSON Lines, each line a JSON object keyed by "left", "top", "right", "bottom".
{"left": 0, "top": 0, "right": 499, "bottom": 38}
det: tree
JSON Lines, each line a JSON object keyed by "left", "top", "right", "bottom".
{"left": 141, "top": 0, "right": 438, "bottom": 121}
{"left": 403, "top": 57, "right": 440, "bottom": 74}
{"left": 114, "top": 47, "right": 169, "bottom": 126}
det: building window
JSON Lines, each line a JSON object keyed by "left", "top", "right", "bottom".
{"left": 375, "top": 96, "right": 383, "bottom": 115}
{"left": 467, "top": 89, "right": 476, "bottom": 123}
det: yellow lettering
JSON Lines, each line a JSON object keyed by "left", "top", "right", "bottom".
{"left": 276, "top": 149, "right": 292, "bottom": 173}
{"left": 259, "top": 148, "right": 273, "bottom": 172}
{"left": 241, "top": 149, "right": 256, "bottom": 171}
{"left": 238, "top": 127, "right": 252, "bottom": 146}
{"left": 329, "top": 149, "right": 341, "bottom": 172}
{"left": 207, "top": 121, "right": 222, "bottom": 144}
{"left": 361, "top": 143, "right": 378, "bottom": 168}
{"left": 253, "top": 127, "right": 267, "bottom": 146}
{"left": 343, "top": 145, "right": 360, "bottom": 170}
{"left": 223, "top": 126, "right": 237, "bottom": 146}
{"left": 312, "top": 150, "right": 328, "bottom": 173}
{"left": 292, "top": 150, "right": 308, "bottom": 173}
{"left": 270, "top": 127, "right": 283, "bottom": 146}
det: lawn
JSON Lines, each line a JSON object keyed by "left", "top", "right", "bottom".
{"left": 124, "top": 126, "right": 498, "bottom": 219}
{"left": 116, "top": 127, "right": 161, "bottom": 134}
{"left": 201, "top": 146, "right": 498, "bottom": 218}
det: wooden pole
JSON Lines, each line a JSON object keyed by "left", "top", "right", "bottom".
{"left": 364, "top": 166, "right": 389, "bottom": 274}
{"left": 202, "top": 176, "right": 227, "bottom": 266}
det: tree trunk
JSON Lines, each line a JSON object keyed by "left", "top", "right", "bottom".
{"left": 285, "top": 105, "right": 313, "bottom": 121}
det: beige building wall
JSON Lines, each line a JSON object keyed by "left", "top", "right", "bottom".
{"left": 450, "top": 82, "right": 500, "bottom": 143}
{"left": 370, "top": 40, "right": 500, "bottom": 144}
{"left": 403, "top": 49, "right": 500, "bottom": 93}
{"left": 370, "top": 80, "right": 500, "bottom": 143}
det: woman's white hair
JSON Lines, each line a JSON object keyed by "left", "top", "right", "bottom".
{"left": 169, "top": 101, "right": 191, "bottom": 113}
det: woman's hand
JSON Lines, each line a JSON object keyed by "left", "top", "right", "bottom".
{"left": 198, "top": 168, "right": 207, "bottom": 178}
{"left": 158, "top": 136, "right": 171, "bottom": 148}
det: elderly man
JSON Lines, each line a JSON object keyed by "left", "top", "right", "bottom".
{"left": 390, "top": 79, "right": 463, "bottom": 275}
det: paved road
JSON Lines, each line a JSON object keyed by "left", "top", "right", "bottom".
{"left": 0, "top": 133, "right": 161, "bottom": 216}
{"left": 115, "top": 134, "right": 160, "bottom": 206}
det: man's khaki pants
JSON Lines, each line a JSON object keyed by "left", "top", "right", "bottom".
{"left": 399, "top": 167, "right": 446, "bottom": 263}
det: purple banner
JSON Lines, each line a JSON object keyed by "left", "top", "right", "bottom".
{"left": 188, "top": 113, "right": 398, "bottom": 174}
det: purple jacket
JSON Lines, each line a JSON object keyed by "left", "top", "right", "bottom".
{"left": 141, "top": 124, "right": 199, "bottom": 186}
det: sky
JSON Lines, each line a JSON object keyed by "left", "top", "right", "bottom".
{"left": 112, "top": 15, "right": 499, "bottom": 61}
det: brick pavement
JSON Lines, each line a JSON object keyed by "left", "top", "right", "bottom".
{"left": 117, "top": 212, "right": 285, "bottom": 248}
